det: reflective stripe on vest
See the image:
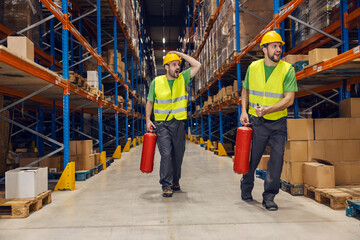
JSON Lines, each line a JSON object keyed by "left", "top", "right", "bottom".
{"left": 154, "top": 74, "right": 188, "bottom": 121}
{"left": 248, "top": 59, "right": 291, "bottom": 120}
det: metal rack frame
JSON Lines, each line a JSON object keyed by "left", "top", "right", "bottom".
{"left": 0, "top": 0, "right": 149, "bottom": 181}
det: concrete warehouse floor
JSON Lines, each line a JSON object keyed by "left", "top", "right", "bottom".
{"left": 0, "top": 141, "right": 359, "bottom": 240}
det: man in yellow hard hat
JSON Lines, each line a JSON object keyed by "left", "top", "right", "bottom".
{"left": 146, "top": 51, "right": 201, "bottom": 197}
{"left": 239, "top": 31, "right": 298, "bottom": 210}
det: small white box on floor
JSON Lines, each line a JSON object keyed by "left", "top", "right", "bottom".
{"left": 5, "top": 167, "right": 48, "bottom": 199}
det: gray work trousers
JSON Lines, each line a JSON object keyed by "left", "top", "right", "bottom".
{"left": 155, "top": 119, "right": 186, "bottom": 190}
{"left": 240, "top": 115, "right": 287, "bottom": 201}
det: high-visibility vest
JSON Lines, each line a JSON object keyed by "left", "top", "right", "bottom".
{"left": 154, "top": 74, "right": 188, "bottom": 121}
{"left": 248, "top": 59, "right": 291, "bottom": 120}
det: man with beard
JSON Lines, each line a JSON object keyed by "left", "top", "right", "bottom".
{"left": 239, "top": 31, "right": 297, "bottom": 210}
{"left": 146, "top": 51, "right": 201, "bottom": 197}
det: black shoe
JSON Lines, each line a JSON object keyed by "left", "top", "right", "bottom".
{"left": 162, "top": 188, "right": 173, "bottom": 198}
{"left": 172, "top": 182, "right": 181, "bottom": 191}
{"left": 262, "top": 200, "right": 278, "bottom": 211}
{"left": 241, "top": 195, "right": 253, "bottom": 202}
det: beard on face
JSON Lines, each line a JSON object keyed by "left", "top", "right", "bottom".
{"left": 266, "top": 48, "right": 281, "bottom": 63}
{"left": 169, "top": 68, "right": 180, "bottom": 78}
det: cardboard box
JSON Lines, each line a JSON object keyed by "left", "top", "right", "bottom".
{"left": 303, "top": 162, "right": 335, "bottom": 188}
{"left": 7, "top": 36, "right": 34, "bottom": 61}
{"left": 70, "top": 141, "right": 78, "bottom": 156}
{"left": 340, "top": 98, "right": 360, "bottom": 118}
{"left": 308, "top": 48, "right": 338, "bottom": 66}
{"left": 342, "top": 140, "right": 360, "bottom": 161}
{"left": 39, "top": 156, "right": 63, "bottom": 173}
{"left": 280, "top": 161, "right": 287, "bottom": 182}
{"left": 308, "top": 140, "right": 326, "bottom": 161}
{"left": 94, "top": 153, "right": 101, "bottom": 166}
{"left": 285, "top": 141, "right": 309, "bottom": 162}
{"left": 314, "top": 119, "right": 332, "bottom": 140}
{"left": 332, "top": 161, "right": 360, "bottom": 185}
{"left": 325, "top": 140, "right": 343, "bottom": 163}
{"left": 332, "top": 118, "right": 350, "bottom": 139}
{"left": 5, "top": 167, "right": 48, "bottom": 199}
{"left": 19, "top": 157, "right": 39, "bottom": 167}
{"left": 258, "top": 155, "right": 270, "bottom": 171}
{"left": 286, "top": 161, "right": 306, "bottom": 184}
{"left": 283, "top": 54, "right": 309, "bottom": 65}
{"left": 287, "top": 119, "right": 314, "bottom": 140}
{"left": 315, "top": 118, "right": 350, "bottom": 140}
{"left": 76, "top": 154, "right": 95, "bottom": 171}
{"left": 350, "top": 118, "right": 360, "bottom": 139}
{"left": 76, "top": 140, "right": 93, "bottom": 156}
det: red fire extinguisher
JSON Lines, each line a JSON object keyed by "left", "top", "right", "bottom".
{"left": 140, "top": 127, "right": 157, "bottom": 173}
{"left": 233, "top": 126, "right": 253, "bottom": 174}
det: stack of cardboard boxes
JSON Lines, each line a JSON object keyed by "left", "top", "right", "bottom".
{"left": 70, "top": 140, "right": 100, "bottom": 171}
{"left": 278, "top": 98, "right": 360, "bottom": 188}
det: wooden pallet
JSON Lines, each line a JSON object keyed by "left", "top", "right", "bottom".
{"left": 0, "top": 190, "right": 52, "bottom": 219}
{"left": 304, "top": 184, "right": 360, "bottom": 210}
{"left": 280, "top": 180, "right": 304, "bottom": 196}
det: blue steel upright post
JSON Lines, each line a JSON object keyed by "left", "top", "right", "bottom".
{"left": 208, "top": 88, "right": 211, "bottom": 141}
{"left": 38, "top": 106, "right": 44, "bottom": 157}
{"left": 294, "top": 98, "right": 299, "bottom": 119}
{"left": 125, "top": 39, "right": 129, "bottom": 141}
{"left": 131, "top": 54, "right": 135, "bottom": 141}
{"left": 341, "top": 0, "right": 350, "bottom": 99}
{"left": 235, "top": 0, "right": 242, "bottom": 127}
{"left": 114, "top": 16, "right": 119, "bottom": 147}
{"left": 51, "top": 100, "right": 56, "bottom": 151}
{"left": 50, "top": 2, "right": 56, "bottom": 152}
{"left": 200, "top": 95, "right": 204, "bottom": 147}
{"left": 62, "top": 0, "right": 70, "bottom": 168}
{"left": 97, "top": 0, "right": 103, "bottom": 153}
{"left": 79, "top": 18, "right": 83, "bottom": 76}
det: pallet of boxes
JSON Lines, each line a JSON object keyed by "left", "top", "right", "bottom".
{"left": 282, "top": 101, "right": 360, "bottom": 209}
{"left": 2, "top": 148, "right": 52, "bottom": 218}
{"left": 70, "top": 140, "right": 101, "bottom": 179}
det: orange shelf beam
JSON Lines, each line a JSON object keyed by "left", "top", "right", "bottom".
{"left": 0, "top": 48, "right": 67, "bottom": 89}
{"left": 296, "top": 46, "right": 360, "bottom": 80}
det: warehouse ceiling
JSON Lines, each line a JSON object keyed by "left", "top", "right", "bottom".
{"left": 142, "top": 0, "right": 186, "bottom": 76}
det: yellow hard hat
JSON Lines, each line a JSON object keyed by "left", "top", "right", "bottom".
{"left": 260, "top": 31, "right": 285, "bottom": 47}
{"left": 163, "top": 53, "right": 181, "bottom": 68}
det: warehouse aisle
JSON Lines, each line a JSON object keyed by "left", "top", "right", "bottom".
{"left": 0, "top": 142, "right": 359, "bottom": 240}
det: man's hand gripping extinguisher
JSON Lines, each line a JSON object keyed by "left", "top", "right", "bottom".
{"left": 140, "top": 111, "right": 171, "bottom": 173}
{"left": 233, "top": 123, "right": 253, "bottom": 174}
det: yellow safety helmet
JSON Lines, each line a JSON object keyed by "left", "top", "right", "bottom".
{"left": 260, "top": 31, "right": 285, "bottom": 47}
{"left": 163, "top": 53, "right": 182, "bottom": 68}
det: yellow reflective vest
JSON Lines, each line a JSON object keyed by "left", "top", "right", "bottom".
{"left": 248, "top": 59, "right": 292, "bottom": 120}
{"left": 154, "top": 74, "right": 188, "bottom": 121}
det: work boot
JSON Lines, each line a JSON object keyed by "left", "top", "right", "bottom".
{"left": 262, "top": 200, "right": 278, "bottom": 211}
{"left": 172, "top": 182, "right": 181, "bottom": 191}
{"left": 241, "top": 194, "right": 253, "bottom": 202}
{"left": 162, "top": 188, "right": 173, "bottom": 198}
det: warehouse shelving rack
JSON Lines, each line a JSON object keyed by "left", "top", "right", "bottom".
{"left": 0, "top": 0, "right": 150, "bottom": 188}
{"left": 188, "top": 0, "right": 360, "bottom": 155}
